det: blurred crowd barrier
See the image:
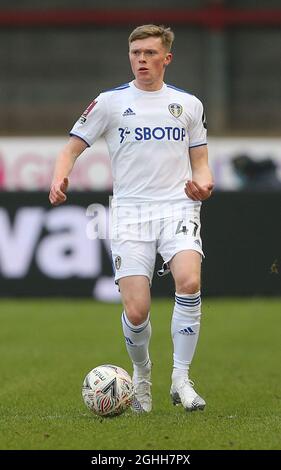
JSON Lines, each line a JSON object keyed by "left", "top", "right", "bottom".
{"left": 0, "top": 191, "right": 280, "bottom": 299}
{"left": 0, "top": 137, "right": 281, "bottom": 192}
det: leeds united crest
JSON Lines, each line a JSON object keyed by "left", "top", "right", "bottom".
{"left": 115, "top": 256, "right": 122, "bottom": 270}
{"left": 168, "top": 103, "right": 183, "bottom": 118}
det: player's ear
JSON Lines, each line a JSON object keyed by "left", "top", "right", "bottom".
{"left": 164, "top": 52, "right": 173, "bottom": 67}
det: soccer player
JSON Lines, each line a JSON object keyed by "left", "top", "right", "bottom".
{"left": 49, "top": 25, "right": 214, "bottom": 413}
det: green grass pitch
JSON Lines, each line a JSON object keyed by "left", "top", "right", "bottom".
{"left": 0, "top": 298, "right": 280, "bottom": 450}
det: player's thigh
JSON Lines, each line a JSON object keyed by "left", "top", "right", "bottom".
{"left": 157, "top": 204, "right": 203, "bottom": 293}
{"left": 169, "top": 250, "right": 202, "bottom": 294}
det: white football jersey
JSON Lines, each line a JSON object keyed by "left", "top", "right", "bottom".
{"left": 70, "top": 81, "right": 207, "bottom": 207}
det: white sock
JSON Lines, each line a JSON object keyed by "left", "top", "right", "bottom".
{"left": 171, "top": 292, "right": 201, "bottom": 381}
{"left": 121, "top": 311, "right": 151, "bottom": 375}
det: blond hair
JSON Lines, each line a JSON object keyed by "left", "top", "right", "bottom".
{"left": 129, "top": 24, "right": 174, "bottom": 51}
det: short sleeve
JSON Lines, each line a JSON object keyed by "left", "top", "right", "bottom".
{"left": 188, "top": 98, "right": 207, "bottom": 148}
{"left": 69, "top": 93, "right": 109, "bottom": 147}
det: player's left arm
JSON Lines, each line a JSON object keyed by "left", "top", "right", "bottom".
{"left": 185, "top": 145, "right": 214, "bottom": 201}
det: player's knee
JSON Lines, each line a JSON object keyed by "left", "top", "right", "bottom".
{"left": 124, "top": 303, "right": 149, "bottom": 326}
{"left": 176, "top": 276, "right": 200, "bottom": 295}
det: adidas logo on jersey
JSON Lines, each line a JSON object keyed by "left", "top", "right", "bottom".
{"left": 122, "top": 107, "right": 136, "bottom": 116}
{"left": 179, "top": 327, "right": 196, "bottom": 335}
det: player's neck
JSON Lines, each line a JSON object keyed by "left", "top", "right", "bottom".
{"left": 133, "top": 79, "right": 164, "bottom": 92}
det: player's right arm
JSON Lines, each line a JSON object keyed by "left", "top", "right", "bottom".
{"left": 49, "top": 136, "right": 88, "bottom": 206}
{"left": 49, "top": 91, "right": 109, "bottom": 206}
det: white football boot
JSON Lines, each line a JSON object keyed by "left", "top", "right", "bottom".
{"left": 131, "top": 362, "right": 152, "bottom": 413}
{"left": 170, "top": 378, "right": 206, "bottom": 412}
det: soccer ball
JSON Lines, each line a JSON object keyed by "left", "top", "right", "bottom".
{"left": 82, "top": 364, "right": 134, "bottom": 417}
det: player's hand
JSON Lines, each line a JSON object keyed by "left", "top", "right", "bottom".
{"left": 49, "top": 177, "right": 69, "bottom": 206}
{"left": 185, "top": 180, "right": 214, "bottom": 201}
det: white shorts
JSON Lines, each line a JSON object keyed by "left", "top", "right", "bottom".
{"left": 111, "top": 203, "right": 204, "bottom": 284}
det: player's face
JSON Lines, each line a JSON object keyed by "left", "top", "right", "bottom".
{"left": 129, "top": 37, "right": 172, "bottom": 91}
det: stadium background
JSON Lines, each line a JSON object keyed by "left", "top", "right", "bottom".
{"left": 0, "top": 0, "right": 280, "bottom": 451}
